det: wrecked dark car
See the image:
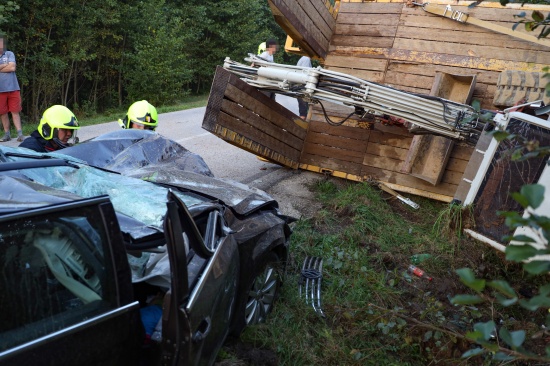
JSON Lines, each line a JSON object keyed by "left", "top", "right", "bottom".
{"left": 0, "top": 133, "right": 291, "bottom": 366}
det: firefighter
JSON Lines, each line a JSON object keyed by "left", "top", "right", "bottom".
{"left": 118, "top": 100, "right": 158, "bottom": 130}
{"left": 19, "top": 105, "right": 80, "bottom": 152}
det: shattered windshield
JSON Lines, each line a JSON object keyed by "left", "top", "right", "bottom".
{"left": 0, "top": 148, "right": 206, "bottom": 229}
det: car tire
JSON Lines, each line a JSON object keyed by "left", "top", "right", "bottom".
{"left": 231, "top": 251, "right": 282, "bottom": 335}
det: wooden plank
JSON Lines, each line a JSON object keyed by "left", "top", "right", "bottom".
{"left": 450, "top": 143, "right": 475, "bottom": 161}
{"left": 221, "top": 99, "right": 303, "bottom": 150}
{"left": 296, "top": 0, "right": 335, "bottom": 38}
{"left": 225, "top": 84, "right": 306, "bottom": 140}
{"left": 392, "top": 38, "right": 550, "bottom": 65}
{"left": 440, "top": 169, "right": 464, "bottom": 186}
{"left": 325, "top": 66, "right": 385, "bottom": 82}
{"left": 331, "top": 35, "right": 396, "bottom": 49}
{"left": 447, "top": 157, "right": 469, "bottom": 172}
{"left": 361, "top": 152, "right": 465, "bottom": 186}
{"left": 218, "top": 112, "right": 301, "bottom": 162}
{"left": 302, "top": 141, "right": 365, "bottom": 163}
{"left": 338, "top": 2, "right": 404, "bottom": 14}
{"left": 384, "top": 72, "right": 434, "bottom": 90}
{"left": 268, "top": 0, "right": 327, "bottom": 58}
{"left": 399, "top": 12, "right": 543, "bottom": 37}
{"left": 278, "top": 0, "right": 330, "bottom": 49}
{"left": 386, "top": 61, "right": 500, "bottom": 85}
{"left": 203, "top": 66, "right": 231, "bottom": 132}
{"left": 337, "top": 13, "right": 402, "bottom": 26}
{"left": 369, "top": 130, "right": 413, "bottom": 149}
{"left": 329, "top": 46, "right": 548, "bottom": 73}
{"left": 325, "top": 55, "right": 388, "bottom": 70}
{"left": 363, "top": 153, "right": 404, "bottom": 172}
{"left": 305, "top": 131, "right": 370, "bottom": 152}
{"left": 226, "top": 74, "right": 305, "bottom": 128}
{"left": 371, "top": 123, "right": 412, "bottom": 138}
{"left": 301, "top": 152, "right": 363, "bottom": 175}
{"left": 293, "top": 0, "right": 333, "bottom": 41}
{"left": 400, "top": 3, "right": 547, "bottom": 24}
{"left": 214, "top": 125, "right": 300, "bottom": 168}
{"left": 362, "top": 165, "right": 458, "bottom": 196}
{"left": 366, "top": 142, "right": 408, "bottom": 160}
{"left": 395, "top": 24, "right": 548, "bottom": 51}
{"left": 308, "top": 120, "right": 371, "bottom": 140}
{"left": 335, "top": 24, "right": 398, "bottom": 38}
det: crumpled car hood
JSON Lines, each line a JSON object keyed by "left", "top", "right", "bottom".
{"left": 60, "top": 130, "right": 277, "bottom": 216}
{"left": 62, "top": 129, "right": 213, "bottom": 177}
{"left": 126, "top": 166, "right": 278, "bottom": 215}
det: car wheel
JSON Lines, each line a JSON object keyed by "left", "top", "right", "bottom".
{"left": 244, "top": 252, "right": 281, "bottom": 326}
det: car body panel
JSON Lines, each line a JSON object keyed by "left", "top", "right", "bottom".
{"left": 0, "top": 197, "right": 141, "bottom": 366}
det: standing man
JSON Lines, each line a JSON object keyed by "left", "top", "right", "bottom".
{"left": 0, "top": 34, "right": 23, "bottom": 142}
{"left": 257, "top": 39, "right": 278, "bottom": 63}
{"left": 296, "top": 56, "right": 312, "bottom": 120}
{"left": 256, "top": 39, "right": 279, "bottom": 100}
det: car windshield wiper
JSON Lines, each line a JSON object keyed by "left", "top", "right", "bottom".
{"left": 0, "top": 159, "right": 80, "bottom": 172}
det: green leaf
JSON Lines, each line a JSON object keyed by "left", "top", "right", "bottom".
{"left": 456, "top": 268, "right": 486, "bottom": 291}
{"left": 523, "top": 261, "right": 550, "bottom": 275}
{"left": 500, "top": 327, "right": 526, "bottom": 349}
{"left": 520, "top": 184, "right": 545, "bottom": 209}
{"left": 539, "top": 283, "right": 550, "bottom": 296}
{"left": 515, "top": 11, "right": 527, "bottom": 18}
{"left": 471, "top": 99, "right": 481, "bottom": 111}
{"left": 509, "top": 234, "right": 536, "bottom": 244}
{"left": 462, "top": 348, "right": 484, "bottom": 358}
{"left": 424, "top": 330, "right": 433, "bottom": 341}
{"left": 488, "top": 280, "right": 516, "bottom": 298}
{"left": 532, "top": 10, "right": 544, "bottom": 22}
{"left": 474, "top": 321, "right": 496, "bottom": 341}
{"left": 546, "top": 345, "right": 550, "bottom": 356}
{"left": 510, "top": 192, "right": 529, "bottom": 208}
{"left": 489, "top": 130, "right": 510, "bottom": 142}
{"left": 451, "top": 294, "right": 484, "bottom": 305}
{"left": 505, "top": 244, "right": 539, "bottom": 261}
{"left": 520, "top": 295, "right": 550, "bottom": 311}
{"left": 495, "top": 293, "right": 518, "bottom": 306}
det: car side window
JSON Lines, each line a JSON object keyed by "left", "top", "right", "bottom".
{"left": 0, "top": 203, "right": 118, "bottom": 352}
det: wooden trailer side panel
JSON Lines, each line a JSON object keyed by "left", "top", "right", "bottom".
{"left": 268, "top": 0, "right": 337, "bottom": 59}
{"left": 203, "top": 67, "right": 307, "bottom": 168}
{"left": 305, "top": 0, "right": 550, "bottom": 200}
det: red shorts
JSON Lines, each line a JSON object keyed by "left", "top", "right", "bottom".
{"left": 0, "top": 90, "right": 22, "bottom": 114}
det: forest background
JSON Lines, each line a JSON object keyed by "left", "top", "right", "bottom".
{"left": 0, "top": 0, "right": 289, "bottom": 123}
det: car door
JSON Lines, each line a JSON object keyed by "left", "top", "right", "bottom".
{"left": 0, "top": 196, "right": 141, "bottom": 366}
{"left": 162, "top": 191, "right": 239, "bottom": 366}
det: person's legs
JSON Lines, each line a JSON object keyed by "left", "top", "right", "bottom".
{"left": 12, "top": 112, "right": 23, "bottom": 141}
{"left": 7, "top": 91, "right": 23, "bottom": 141}
{"left": 0, "top": 92, "right": 10, "bottom": 140}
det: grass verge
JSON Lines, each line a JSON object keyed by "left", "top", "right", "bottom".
{"left": 219, "top": 179, "right": 548, "bottom": 365}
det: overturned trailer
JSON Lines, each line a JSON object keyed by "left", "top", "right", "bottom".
{"left": 202, "top": 0, "right": 550, "bottom": 250}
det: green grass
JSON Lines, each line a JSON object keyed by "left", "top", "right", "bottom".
{"left": 8, "top": 94, "right": 209, "bottom": 136}
{"left": 225, "top": 179, "right": 548, "bottom": 365}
